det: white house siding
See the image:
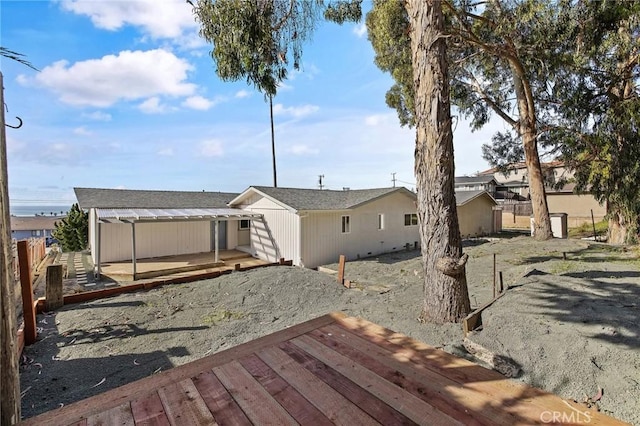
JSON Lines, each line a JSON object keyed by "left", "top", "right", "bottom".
{"left": 457, "top": 196, "right": 495, "bottom": 237}
{"left": 99, "top": 221, "right": 211, "bottom": 262}
{"left": 240, "top": 196, "right": 300, "bottom": 265}
{"left": 300, "top": 192, "right": 420, "bottom": 268}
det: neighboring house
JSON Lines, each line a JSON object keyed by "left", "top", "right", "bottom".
{"left": 454, "top": 176, "right": 498, "bottom": 197}
{"left": 478, "top": 160, "right": 571, "bottom": 199}
{"left": 455, "top": 190, "right": 500, "bottom": 238}
{"left": 74, "top": 188, "right": 261, "bottom": 272}
{"left": 228, "top": 186, "right": 421, "bottom": 269}
{"left": 546, "top": 183, "right": 606, "bottom": 227}
{"left": 10, "top": 216, "right": 63, "bottom": 244}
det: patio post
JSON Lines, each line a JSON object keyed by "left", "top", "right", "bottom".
{"left": 214, "top": 220, "right": 219, "bottom": 263}
{"left": 131, "top": 222, "right": 137, "bottom": 279}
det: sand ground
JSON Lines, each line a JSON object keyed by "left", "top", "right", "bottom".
{"left": 19, "top": 236, "right": 640, "bottom": 424}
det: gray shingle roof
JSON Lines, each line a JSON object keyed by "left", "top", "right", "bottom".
{"left": 455, "top": 190, "right": 495, "bottom": 205}
{"left": 455, "top": 176, "right": 497, "bottom": 185}
{"left": 74, "top": 188, "right": 238, "bottom": 209}
{"left": 249, "top": 186, "right": 415, "bottom": 211}
{"left": 11, "top": 216, "right": 64, "bottom": 231}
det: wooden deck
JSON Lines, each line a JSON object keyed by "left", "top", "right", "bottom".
{"left": 100, "top": 250, "right": 266, "bottom": 281}
{"left": 20, "top": 312, "right": 628, "bottom": 426}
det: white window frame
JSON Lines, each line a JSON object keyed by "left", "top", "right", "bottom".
{"left": 238, "top": 219, "right": 250, "bottom": 230}
{"left": 378, "top": 213, "right": 384, "bottom": 230}
{"left": 341, "top": 215, "right": 351, "bottom": 234}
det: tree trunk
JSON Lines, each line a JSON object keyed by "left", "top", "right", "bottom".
{"left": 510, "top": 65, "right": 552, "bottom": 240}
{"left": 0, "top": 72, "right": 21, "bottom": 425}
{"left": 269, "top": 94, "right": 277, "bottom": 188}
{"left": 407, "top": 0, "right": 471, "bottom": 323}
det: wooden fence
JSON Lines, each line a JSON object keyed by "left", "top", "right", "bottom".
{"left": 12, "top": 237, "right": 46, "bottom": 318}
{"left": 500, "top": 201, "right": 533, "bottom": 217}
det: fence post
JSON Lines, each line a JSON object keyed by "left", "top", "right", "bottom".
{"left": 46, "top": 264, "right": 64, "bottom": 311}
{"left": 18, "top": 240, "right": 37, "bottom": 345}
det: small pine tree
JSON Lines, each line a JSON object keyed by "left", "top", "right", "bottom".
{"left": 53, "top": 203, "right": 88, "bottom": 252}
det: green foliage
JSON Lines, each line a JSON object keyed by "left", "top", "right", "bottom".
{"left": 52, "top": 203, "right": 88, "bottom": 252}
{"left": 548, "top": 1, "right": 640, "bottom": 243}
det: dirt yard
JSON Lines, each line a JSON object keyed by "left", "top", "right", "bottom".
{"left": 19, "top": 235, "right": 640, "bottom": 424}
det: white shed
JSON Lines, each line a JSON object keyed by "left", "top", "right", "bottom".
{"left": 229, "top": 186, "right": 420, "bottom": 269}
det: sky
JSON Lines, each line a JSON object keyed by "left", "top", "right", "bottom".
{"left": 1, "top": 0, "right": 504, "bottom": 206}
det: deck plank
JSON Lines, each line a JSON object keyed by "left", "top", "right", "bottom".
{"left": 130, "top": 391, "right": 170, "bottom": 426}
{"left": 213, "top": 360, "right": 298, "bottom": 425}
{"left": 331, "top": 315, "right": 628, "bottom": 426}
{"left": 86, "top": 402, "right": 134, "bottom": 426}
{"left": 19, "top": 313, "right": 341, "bottom": 426}
{"left": 256, "top": 345, "right": 381, "bottom": 425}
{"left": 239, "top": 353, "right": 334, "bottom": 426}
{"left": 191, "top": 370, "right": 251, "bottom": 426}
{"left": 290, "top": 334, "right": 468, "bottom": 425}
{"left": 157, "top": 378, "right": 217, "bottom": 425}
{"left": 278, "top": 340, "right": 420, "bottom": 426}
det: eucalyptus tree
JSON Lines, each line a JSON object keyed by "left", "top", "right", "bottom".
{"left": 192, "top": 0, "right": 342, "bottom": 187}
{"left": 193, "top": 0, "right": 474, "bottom": 322}
{"left": 407, "top": 0, "right": 472, "bottom": 322}
{"left": 549, "top": 1, "right": 640, "bottom": 244}
{"left": 367, "top": 0, "right": 557, "bottom": 240}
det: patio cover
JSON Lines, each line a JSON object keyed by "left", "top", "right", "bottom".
{"left": 96, "top": 208, "right": 262, "bottom": 223}
{"left": 94, "top": 208, "right": 263, "bottom": 279}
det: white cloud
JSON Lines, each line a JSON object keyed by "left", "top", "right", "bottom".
{"left": 289, "top": 144, "right": 319, "bottom": 156}
{"left": 182, "top": 95, "right": 223, "bottom": 111}
{"left": 157, "top": 148, "right": 174, "bottom": 156}
{"left": 353, "top": 22, "right": 367, "bottom": 38}
{"left": 199, "top": 139, "right": 224, "bottom": 157}
{"left": 235, "top": 90, "right": 251, "bottom": 99}
{"left": 364, "top": 114, "right": 392, "bottom": 126}
{"left": 138, "top": 97, "right": 167, "bottom": 114}
{"left": 83, "top": 111, "right": 112, "bottom": 121}
{"left": 73, "top": 126, "right": 92, "bottom": 136}
{"left": 60, "top": 0, "right": 197, "bottom": 39}
{"left": 25, "top": 49, "right": 196, "bottom": 108}
{"left": 272, "top": 103, "right": 319, "bottom": 118}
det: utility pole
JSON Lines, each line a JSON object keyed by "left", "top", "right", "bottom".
{"left": 1, "top": 71, "right": 21, "bottom": 426}
{"left": 391, "top": 172, "right": 397, "bottom": 188}
{"left": 318, "top": 174, "right": 324, "bottom": 190}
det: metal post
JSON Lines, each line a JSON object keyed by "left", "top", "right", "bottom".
{"left": 96, "top": 221, "right": 101, "bottom": 279}
{"left": 214, "top": 220, "right": 220, "bottom": 263}
{"left": 131, "top": 222, "right": 137, "bottom": 279}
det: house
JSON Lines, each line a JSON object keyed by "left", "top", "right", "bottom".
{"left": 455, "top": 190, "right": 500, "bottom": 238}
{"left": 545, "top": 183, "right": 606, "bottom": 227}
{"left": 74, "top": 188, "right": 262, "bottom": 275}
{"left": 10, "top": 216, "right": 63, "bottom": 245}
{"left": 228, "top": 186, "right": 420, "bottom": 268}
{"left": 478, "top": 161, "right": 605, "bottom": 226}
{"left": 75, "top": 186, "right": 501, "bottom": 276}
{"left": 454, "top": 176, "right": 498, "bottom": 196}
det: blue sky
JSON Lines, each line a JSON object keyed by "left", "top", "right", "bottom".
{"left": 1, "top": 0, "right": 503, "bottom": 206}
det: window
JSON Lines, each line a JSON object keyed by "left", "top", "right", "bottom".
{"left": 239, "top": 219, "right": 250, "bottom": 230}
{"left": 404, "top": 213, "right": 418, "bottom": 226}
{"left": 31, "top": 230, "right": 41, "bottom": 236}
{"left": 341, "top": 215, "right": 351, "bottom": 233}
{"left": 378, "top": 214, "right": 384, "bottom": 230}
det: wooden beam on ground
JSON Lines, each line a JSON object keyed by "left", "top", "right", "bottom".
{"left": 462, "top": 291, "right": 507, "bottom": 337}
{"left": 18, "top": 240, "right": 37, "bottom": 345}
{"left": 45, "top": 264, "right": 64, "bottom": 310}
{"left": 337, "top": 255, "right": 345, "bottom": 285}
